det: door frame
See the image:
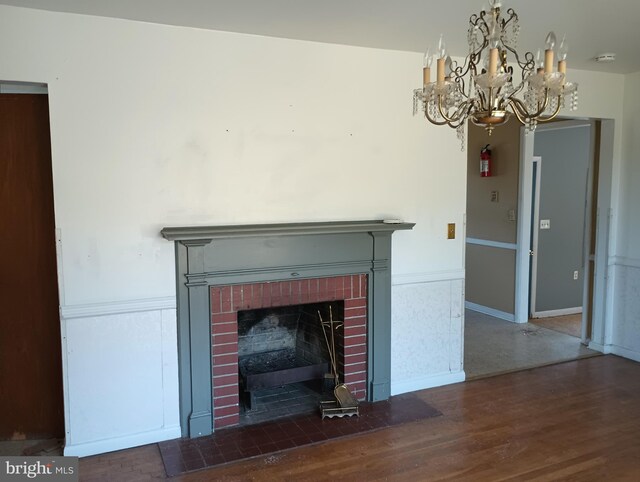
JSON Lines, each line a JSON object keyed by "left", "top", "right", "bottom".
{"left": 515, "top": 119, "right": 615, "bottom": 351}
{"left": 528, "top": 156, "right": 542, "bottom": 317}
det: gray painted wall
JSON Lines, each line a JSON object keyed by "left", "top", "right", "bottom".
{"left": 466, "top": 118, "right": 521, "bottom": 244}
{"left": 466, "top": 118, "right": 520, "bottom": 314}
{"left": 465, "top": 244, "right": 516, "bottom": 314}
{"left": 533, "top": 125, "right": 591, "bottom": 312}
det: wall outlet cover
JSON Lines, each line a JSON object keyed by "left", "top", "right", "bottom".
{"left": 447, "top": 223, "right": 455, "bottom": 239}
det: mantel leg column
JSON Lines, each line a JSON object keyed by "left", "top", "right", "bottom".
{"left": 182, "top": 240, "right": 213, "bottom": 437}
{"left": 369, "top": 231, "right": 392, "bottom": 401}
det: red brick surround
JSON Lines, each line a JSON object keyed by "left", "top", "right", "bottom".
{"left": 210, "top": 275, "right": 368, "bottom": 429}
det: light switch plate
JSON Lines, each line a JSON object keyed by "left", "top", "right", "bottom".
{"left": 540, "top": 219, "right": 551, "bottom": 230}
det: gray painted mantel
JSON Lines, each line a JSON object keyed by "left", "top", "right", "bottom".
{"left": 161, "top": 220, "right": 415, "bottom": 437}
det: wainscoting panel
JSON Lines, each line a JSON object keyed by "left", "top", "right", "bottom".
{"left": 62, "top": 306, "right": 180, "bottom": 457}
{"left": 612, "top": 261, "right": 640, "bottom": 362}
{"left": 390, "top": 278, "right": 465, "bottom": 395}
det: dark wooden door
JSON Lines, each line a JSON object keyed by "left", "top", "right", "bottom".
{"left": 0, "top": 94, "right": 64, "bottom": 439}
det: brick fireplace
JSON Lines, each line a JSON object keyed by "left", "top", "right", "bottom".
{"left": 210, "top": 275, "right": 368, "bottom": 428}
{"left": 161, "top": 220, "right": 414, "bottom": 438}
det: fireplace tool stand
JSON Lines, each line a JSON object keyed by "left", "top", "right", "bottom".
{"left": 318, "top": 306, "right": 359, "bottom": 419}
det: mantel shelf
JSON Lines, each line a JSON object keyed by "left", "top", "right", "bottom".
{"left": 161, "top": 220, "right": 415, "bottom": 241}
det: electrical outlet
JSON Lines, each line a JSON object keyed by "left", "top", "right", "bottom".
{"left": 490, "top": 190, "right": 499, "bottom": 202}
{"left": 447, "top": 223, "right": 455, "bottom": 239}
{"left": 573, "top": 270, "right": 579, "bottom": 280}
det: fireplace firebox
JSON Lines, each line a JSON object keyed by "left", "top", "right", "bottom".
{"left": 237, "top": 302, "right": 337, "bottom": 411}
{"left": 161, "top": 220, "right": 414, "bottom": 437}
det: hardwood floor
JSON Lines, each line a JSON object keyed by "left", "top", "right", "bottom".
{"left": 79, "top": 355, "right": 640, "bottom": 481}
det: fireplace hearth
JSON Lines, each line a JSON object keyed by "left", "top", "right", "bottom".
{"left": 161, "top": 220, "right": 414, "bottom": 437}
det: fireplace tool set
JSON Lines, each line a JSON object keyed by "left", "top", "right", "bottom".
{"left": 318, "top": 306, "right": 359, "bottom": 419}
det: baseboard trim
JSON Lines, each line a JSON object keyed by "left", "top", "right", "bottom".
{"left": 392, "top": 269, "right": 465, "bottom": 286}
{"left": 588, "top": 341, "right": 612, "bottom": 354}
{"left": 64, "top": 425, "right": 181, "bottom": 457}
{"left": 61, "top": 296, "right": 177, "bottom": 319}
{"left": 611, "top": 345, "right": 640, "bottom": 363}
{"left": 531, "top": 307, "right": 583, "bottom": 318}
{"left": 465, "top": 301, "right": 516, "bottom": 322}
{"left": 391, "top": 370, "right": 466, "bottom": 396}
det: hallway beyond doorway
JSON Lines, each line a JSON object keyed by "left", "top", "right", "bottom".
{"left": 465, "top": 310, "right": 598, "bottom": 380}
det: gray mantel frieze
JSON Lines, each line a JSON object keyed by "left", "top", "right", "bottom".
{"left": 161, "top": 219, "right": 415, "bottom": 241}
{"left": 163, "top": 219, "right": 415, "bottom": 437}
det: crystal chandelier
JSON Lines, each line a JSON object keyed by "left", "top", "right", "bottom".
{"left": 413, "top": 0, "right": 578, "bottom": 145}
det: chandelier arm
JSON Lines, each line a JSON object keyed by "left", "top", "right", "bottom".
{"left": 451, "top": 76, "right": 472, "bottom": 102}
{"left": 508, "top": 97, "right": 535, "bottom": 121}
{"left": 437, "top": 95, "right": 473, "bottom": 125}
{"left": 508, "top": 77, "right": 528, "bottom": 99}
{"left": 507, "top": 99, "right": 528, "bottom": 125}
{"left": 534, "top": 97, "right": 563, "bottom": 122}
{"left": 510, "top": 87, "right": 551, "bottom": 120}
{"left": 424, "top": 106, "right": 451, "bottom": 126}
{"left": 508, "top": 94, "right": 563, "bottom": 126}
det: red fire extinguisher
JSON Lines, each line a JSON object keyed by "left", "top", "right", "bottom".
{"left": 480, "top": 144, "right": 492, "bottom": 177}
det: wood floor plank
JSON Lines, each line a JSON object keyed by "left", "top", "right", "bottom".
{"left": 79, "top": 356, "right": 640, "bottom": 481}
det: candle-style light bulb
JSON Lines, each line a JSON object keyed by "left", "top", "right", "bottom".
{"left": 558, "top": 35, "right": 568, "bottom": 61}
{"left": 545, "top": 31, "right": 557, "bottom": 51}
{"left": 438, "top": 34, "right": 447, "bottom": 59}
{"left": 423, "top": 47, "right": 433, "bottom": 68}
{"left": 445, "top": 55, "right": 453, "bottom": 76}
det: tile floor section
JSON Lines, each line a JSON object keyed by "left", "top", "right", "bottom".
{"left": 158, "top": 393, "right": 441, "bottom": 477}
{"left": 464, "top": 309, "right": 599, "bottom": 379}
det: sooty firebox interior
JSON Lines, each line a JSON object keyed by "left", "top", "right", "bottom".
{"left": 237, "top": 301, "right": 344, "bottom": 425}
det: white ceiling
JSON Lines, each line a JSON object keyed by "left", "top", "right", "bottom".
{"left": 2, "top": 0, "right": 639, "bottom": 74}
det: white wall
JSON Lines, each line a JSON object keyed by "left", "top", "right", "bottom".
{"left": 611, "top": 71, "right": 640, "bottom": 361}
{"left": 619, "top": 71, "right": 640, "bottom": 260}
{"left": 0, "top": 5, "right": 466, "bottom": 456}
{"left": 0, "top": 8, "right": 466, "bottom": 305}
{"left": 0, "top": 5, "right": 630, "bottom": 456}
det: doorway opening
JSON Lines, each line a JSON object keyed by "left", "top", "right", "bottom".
{"left": 0, "top": 83, "right": 65, "bottom": 455}
{"left": 464, "top": 118, "right": 612, "bottom": 379}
